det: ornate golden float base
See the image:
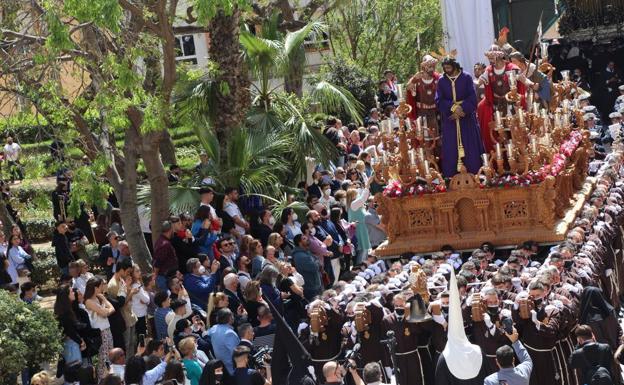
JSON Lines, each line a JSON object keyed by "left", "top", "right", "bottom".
{"left": 373, "top": 176, "right": 595, "bottom": 257}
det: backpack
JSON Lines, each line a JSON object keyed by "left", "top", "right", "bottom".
{"left": 588, "top": 366, "right": 612, "bottom": 385}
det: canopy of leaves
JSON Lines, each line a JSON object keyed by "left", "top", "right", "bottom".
{"left": 326, "top": 0, "right": 443, "bottom": 81}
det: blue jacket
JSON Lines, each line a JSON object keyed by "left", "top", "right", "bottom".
{"left": 207, "top": 324, "right": 240, "bottom": 375}
{"left": 183, "top": 273, "right": 220, "bottom": 308}
{"left": 292, "top": 246, "right": 321, "bottom": 294}
{"left": 191, "top": 220, "right": 218, "bottom": 257}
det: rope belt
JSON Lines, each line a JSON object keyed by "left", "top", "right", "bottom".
{"left": 523, "top": 343, "right": 555, "bottom": 353}
{"left": 416, "top": 102, "right": 436, "bottom": 109}
{"left": 395, "top": 345, "right": 429, "bottom": 356}
{"left": 485, "top": 354, "right": 497, "bottom": 358}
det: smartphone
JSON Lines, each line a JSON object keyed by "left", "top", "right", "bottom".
{"left": 138, "top": 334, "right": 145, "bottom": 347}
{"left": 502, "top": 317, "right": 513, "bottom": 334}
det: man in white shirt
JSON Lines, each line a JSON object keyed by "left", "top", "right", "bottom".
{"left": 224, "top": 187, "right": 249, "bottom": 238}
{"left": 3, "top": 137, "right": 23, "bottom": 181}
{"left": 199, "top": 186, "right": 219, "bottom": 220}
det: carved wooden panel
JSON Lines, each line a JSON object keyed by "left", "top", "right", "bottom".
{"left": 456, "top": 198, "right": 479, "bottom": 232}
{"left": 408, "top": 209, "right": 433, "bottom": 228}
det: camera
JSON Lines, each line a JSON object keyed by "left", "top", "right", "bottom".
{"left": 251, "top": 346, "right": 273, "bottom": 368}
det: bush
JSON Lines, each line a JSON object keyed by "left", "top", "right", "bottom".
{"left": 23, "top": 218, "right": 55, "bottom": 243}
{"left": 321, "top": 57, "right": 377, "bottom": 119}
{"left": 31, "top": 245, "right": 102, "bottom": 290}
{"left": 0, "top": 289, "right": 63, "bottom": 382}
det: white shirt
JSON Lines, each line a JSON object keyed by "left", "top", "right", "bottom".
{"left": 167, "top": 298, "right": 193, "bottom": 339}
{"left": 86, "top": 300, "right": 111, "bottom": 330}
{"left": 131, "top": 282, "right": 150, "bottom": 318}
{"left": 224, "top": 202, "right": 246, "bottom": 235}
{"left": 73, "top": 272, "right": 94, "bottom": 295}
{"left": 7, "top": 247, "right": 25, "bottom": 284}
{"left": 3, "top": 143, "right": 20, "bottom": 161}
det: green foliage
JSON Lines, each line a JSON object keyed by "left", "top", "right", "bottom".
{"left": 67, "top": 156, "right": 112, "bottom": 219}
{"left": 0, "top": 290, "right": 63, "bottom": 378}
{"left": 22, "top": 218, "right": 55, "bottom": 243}
{"left": 63, "top": 0, "right": 122, "bottom": 31}
{"left": 326, "top": 0, "right": 443, "bottom": 81}
{"left": 30, "top": 251, "right": 61, "bottom": 287}
{"left": 320, "top": 58, "right": 376, "bottom": 117}
{"left": 193, "top": 0, "right": 249, "bottom": 23}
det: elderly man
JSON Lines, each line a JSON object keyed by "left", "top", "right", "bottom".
{"left": 183, "top": 257, "right": 220, "bottom": 308}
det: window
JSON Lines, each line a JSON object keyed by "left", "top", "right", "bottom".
{"left": 175, "top": 35, "right": 198, "bottom": 64}
{"left": 304, "top": 31, "right": 330, "bottom": 50}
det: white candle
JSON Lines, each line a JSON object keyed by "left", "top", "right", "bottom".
{"left": 416, "top": 117, "right": 422, "bottom": 134}
{"left": 409, "top": 150, "right": 416, "bottom": 165}
{"left": 418, "top": 147, "right": 425, "bottom": 161}
{"left": 527, "top": 90, "right": 533, "bottom": 107}
{"left": 554, "top": 112, "right": 561, "bottom": 128}
{"left": 382, "top": 151, "right": 388, "bottom": 164}
{"left": 423, "top": 116, "right": 428, "bottom": 128}
{"left": 530, "top": 136, "right": 538, "bottom": 153}
{"left": 518, "top": 108, "right": 525, "bottom": 124}
{"left": 541, "top": 42, "right": 549, "bottom": 59}
{"left": 496, "top": 143, "right": 502, "bottom": 159}
{"left": 405, "top": 118, "right": 411, "bottom": 130}
{"left": 563, "top": 113, "right": 570, "bottom": 127}
{"left": 424, "top": 160, "right": 430, "bottom": 175}
{"left": 574, "top": 98, "right": 580, "bottom": 109}
{"left": 495, "top": 111, "right": 502, "bottom": 126}
{"left": 397, "top": 84, "right": 403, "bottom": 100}
{"left": 560, "top": 70, "right": 570, "bottom": 82}
{"left": 482, "top": 153, "right": 489, "bottom": 167}
{"left": 562, "top": 99, "right": 569, "bottom": 113}
{"left": 506, "top": 71, "right": 517, "bottom": 89}
{"left": 545, "top": 133, "right": 551, "bottom": 145}
{"left": 507, "top": 142, "right": 513, "bottom": 158}
{"left": 374, "top": 95, "right": 380, "bottom": 110}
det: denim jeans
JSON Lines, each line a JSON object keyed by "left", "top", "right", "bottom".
{"left": 63, "top": 338, "right": 82, "bottom": 364}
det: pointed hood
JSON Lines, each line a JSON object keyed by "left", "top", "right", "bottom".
{"left": 442, "top": 270, "right": 483, "bottom": 379}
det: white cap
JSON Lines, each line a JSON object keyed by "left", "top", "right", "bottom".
{"left": 609, "top": 112, "right": 622, "bottom": 119}
{"left": 583, "top": 113, "right": 596, "bottom": 121}
{"left": 619, "top": 84, "right": 624, "bottom": 91}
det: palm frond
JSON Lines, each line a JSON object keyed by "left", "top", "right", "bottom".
{"left": 283, "top": 21, "right": 327, "bottom": 65}
{"left": 246, "top": 106, "right": 285, "bottom": 132}
{"left": 310, "top": 80, "right": 364, "bottom": 125}
{"left": 174, "top": 75, "right": 221, "bottom": 128}
{"left": 168, "top": 185, "right": 201, "bottom": 215}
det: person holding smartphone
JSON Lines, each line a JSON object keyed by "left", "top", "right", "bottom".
{"left": 483, "top": 328, "right": 533, "bottom": 385}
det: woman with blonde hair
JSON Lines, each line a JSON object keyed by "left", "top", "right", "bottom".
{"left": 243, "top": 280, "right": 265, "bottom": 327}
{"left": 30, "top": 371, "right": 50, "bottom": 385}
{"left": 346, "top": 179, "right": 372, "bottom": 265}
{"left": 267, "top": 232, "right": 285, "bottom": 261}
{"left": 206, "top": 291, "right": 229, "bottom": 327}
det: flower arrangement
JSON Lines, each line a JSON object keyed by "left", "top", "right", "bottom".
{"left": 383, "top": 179, "right": 447, "bottom": 198}
{"left": 383, "top": 131, "right": 584, "bottom": 198}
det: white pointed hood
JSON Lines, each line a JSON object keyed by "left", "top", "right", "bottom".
{"left": 441, "top": 270, "right": 483, "bottom": 379}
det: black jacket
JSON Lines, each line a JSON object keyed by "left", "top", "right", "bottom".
{"left": 171, "top": 233, "right": 197, "bottom": 274}
{"left": 569, "top": 341, "right": 614, "bottom": 385}
{"left": 52, "top": 231, "right": 74, "bottom": 268}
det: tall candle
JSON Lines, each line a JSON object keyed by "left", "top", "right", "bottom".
{"left": 560, "top": 70, "right": 570, "bottom": 82}
{"left": 495, "top": 111, "right": 502, "bottom": 126}
{"left": 562, "top": 99, "right": 569, "bottom": 114}
{"left": 409, "top": 150, "right": 416, "bottom": 165}
{"left": 554, "top": 112, "right": 561, "bottom": 128}
{"left": 533, "top": 102, "right": 540, "bottom": 114}
{"left": 424, "top": 160, "right": 430, "bottom": 175}
{"left": 530, "top": 136, "right": 538, "bottom": 153}
{"left": 382, "top": 151, "right": 388, "bottom": 164}
{"left": 506, "top": 70, "right": 517, "bottom": 89}
{"left": 527, "top": 90, "right": 533, "bottom": 107}
{"left": 482, "top": 153, "right": 489, "bottom": 167}
{"left": 397, "top": 84, "right": 403, "bottom": 100}
{"left": 563, "top": 113, "right": 570, "bottom": 127}
{"left": 574, "top": 98, "right": 580, "bottom": 110}
{"left": 405, "top": 118, "right": 412, "bottom": 130}
{"left": 418, "top": 147, "right": 425, "bottom": 161}
{"left": 423, "top": 116, "right": 428, "bottom": 128}
{"left": 416, "top": 116, "right": 422, "bottom": 134}
{"left": 518, "top": 108, "right": 525, "bottom": 124}
{"left": 540, "top": 42, "right": 549, "bottom": 59}
{"left": 496, "top": 143, "right": 502, "bottom": 159}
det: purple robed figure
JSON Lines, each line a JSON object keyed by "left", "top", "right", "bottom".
{"left": 435, "top": 60, "right": 484, "bottom": 178}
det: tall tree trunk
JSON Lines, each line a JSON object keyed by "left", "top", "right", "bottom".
{"left": 111, "top": 127, "right": 152, "bottom": 272}
{"left": 0, "top": 200, "right": 16, "bottom": 239}
{"left": 284, "top": 50, "right": 305, "bottom": 97}
{"left": 159, "top": 129, "right": 177, "bottom": 165}
{"left": 207, "top": 7, "right": 250, "bottom": 164}
{"left": 142, "top": 132, "right": 169, "bottom": 245}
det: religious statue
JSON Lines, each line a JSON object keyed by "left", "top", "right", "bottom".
{"left": 435, "top": 54, "right": 485, "bottom": 177}
{"left": 407, "top": 55, "right": 441, "bottom": 137}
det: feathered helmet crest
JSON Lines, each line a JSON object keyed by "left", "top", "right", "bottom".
{"left": 430, "top": 47, "right": 457, "bottom": 62}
